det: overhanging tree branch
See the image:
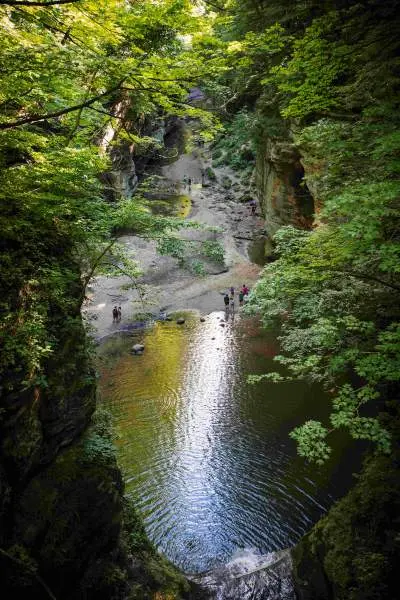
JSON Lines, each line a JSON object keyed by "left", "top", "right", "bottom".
{"left": 104, "top": 261, "right": 146, "bottom": 309}
{"left": 336, "top": 269, "right": 400, "bottom": 292}
{"left": 81, "top": 238, "right": 117, "bottom": 303}
{"left": 0, "top": 80, "right": 126, "bottom": 130}
{"left": 203, "top": 0, "right": 227, "bottom": 12}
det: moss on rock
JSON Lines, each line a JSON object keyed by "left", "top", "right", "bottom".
{"left": 292, "top": 453, "right": 400, "bottom": 600}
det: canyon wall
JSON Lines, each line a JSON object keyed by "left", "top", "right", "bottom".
{"left": 255, "top": 128, "right": 315, "bottom": 242}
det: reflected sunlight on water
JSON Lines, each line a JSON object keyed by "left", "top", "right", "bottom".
{"left": 98, "top": 312, "right": 360, "bottom": 573}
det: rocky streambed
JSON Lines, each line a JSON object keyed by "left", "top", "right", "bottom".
{"left": 83, "top": 135, "right": 266, "bottom": 340}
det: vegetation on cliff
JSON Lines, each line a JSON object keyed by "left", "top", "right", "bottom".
{"left": 1, "top": 0, "right": 399, "bottom": 597}
{"left": 201, "top": 1, "right": 400, "bottom": 597}
{"left": 201, "top": 0, "right": 400, "bottom": 463}
{"left": 0, "top": 0, "right": 219, "bottom": 403}
{"left": 0, "top": 1, "right": 216, "bottom": 598}
{"left": 293, "top": 444, "right": 400, "bottom": 600}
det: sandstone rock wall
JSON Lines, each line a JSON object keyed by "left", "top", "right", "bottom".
{"left": 101, "top": 115, "right": 184, "bottom": 203}
{"left": 255, "top": 134, "right": 315, "bottom": 239}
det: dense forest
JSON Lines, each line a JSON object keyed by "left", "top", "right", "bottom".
{"left": 0, "top": 0, "right": 399, "bottom": 599}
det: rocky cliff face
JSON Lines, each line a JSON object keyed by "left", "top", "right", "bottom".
{"left": 0, "top": 265, "right": 191, "bottom": 599}
{"left": 0, "top": 270, "right": 117, "bottom": 597}
{"left": 292, "top": 451, "right": 400, "bottom": 600}
{"left": 255, "top": 133, "right": 314, "bottom": 240}
{"left": 101, "top": 115, "right": 184, "bottom": 203}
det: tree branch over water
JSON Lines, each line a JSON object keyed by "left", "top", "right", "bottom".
{"left": 0, "top": 81, "right": 125, "bottom": 130}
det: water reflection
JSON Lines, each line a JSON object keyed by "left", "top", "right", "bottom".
{"left": 98, "top": 312, "right": 358, "bottom": 573}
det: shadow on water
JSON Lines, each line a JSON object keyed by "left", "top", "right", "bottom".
{"left": 97, "top": 311, "right": 364, "bottom": 576}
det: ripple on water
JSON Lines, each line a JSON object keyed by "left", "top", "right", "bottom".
{"left": 98, "top": 311, "right": 360, "bottom": 573}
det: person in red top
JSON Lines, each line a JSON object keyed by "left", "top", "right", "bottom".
{"left": 242, "top": 284, "right": 249, "bottom": 296}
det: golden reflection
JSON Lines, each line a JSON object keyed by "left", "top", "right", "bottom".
{"left": 98, "top": 316, "right": 195, "bottom": 487}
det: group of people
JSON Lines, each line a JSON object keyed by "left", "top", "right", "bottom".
{"left": 224, "top": 284, "right": 249, "bottom": 312}
{"left": 112, "top": 306, "right": 122, "bottom": 322}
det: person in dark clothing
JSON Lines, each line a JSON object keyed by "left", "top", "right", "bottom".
{"left": 112, "top": 306, "right": 118, "bottom": 322}
{"left": 117, "top": 306, "right": 122, "bottom": 321}
{"left": 224, "top": 294, "right": 230, "bottom": 309}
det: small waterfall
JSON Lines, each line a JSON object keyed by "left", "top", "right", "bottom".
{"left": 191, "top": 549, "right": 296, "bottom": 600}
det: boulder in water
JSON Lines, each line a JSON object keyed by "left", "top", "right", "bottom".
{"left": 200, "top": 317, "right": 206, "bottom": 322}
{"left": 176, "top": 318, "right": 185, "bottom": 325}
{"left": 132, "top": 343, "right": 145, "bottom": 354}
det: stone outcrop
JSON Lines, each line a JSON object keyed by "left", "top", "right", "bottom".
{"left": 0, "top": 267, "right": 192, "bottom": 599}
{"left": 292, "top": 452, "right": 400, "bottom": 600}
{"left": 255, "top": 134, "right": 314, "bottom": 240}
{"left": 100, "top": 114, "right": 185, "bottom": 203}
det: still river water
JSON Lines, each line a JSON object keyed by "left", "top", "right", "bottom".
{"left": 98, "top": 311, "right": 359, "bottom": 574}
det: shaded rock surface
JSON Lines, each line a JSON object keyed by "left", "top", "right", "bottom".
{"left": 255, "top": 131, "right": 314, "bottom": 238}
{"left": 292, "top": 453, "right": 400, "bottom": 600}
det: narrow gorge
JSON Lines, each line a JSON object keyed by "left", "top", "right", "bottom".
{"left": 1, "top": 2, "right": 399, "bottom": 600}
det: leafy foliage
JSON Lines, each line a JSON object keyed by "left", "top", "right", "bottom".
{"left": 0, "top": 1, "right": 221, "bottom": 409}
{"left": 212, "top": 0, "right": 400, "bottom": 462}
{"left": 211, "top": 109, "right": 256, "bottom": 171}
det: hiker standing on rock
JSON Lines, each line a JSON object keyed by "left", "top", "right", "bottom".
{"left": 112, "top": 306, "right": 118, "bottom": 322}
{"left": 117, "top": 306, "right": 122, "bottom": 321}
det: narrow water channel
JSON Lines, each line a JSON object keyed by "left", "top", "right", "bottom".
{"left": 98, "top": 312, "right": 359, "bottom": 574}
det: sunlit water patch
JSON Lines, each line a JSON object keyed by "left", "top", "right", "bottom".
{"left": 98, "top": 312, "right": 360, "bottom": 573}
